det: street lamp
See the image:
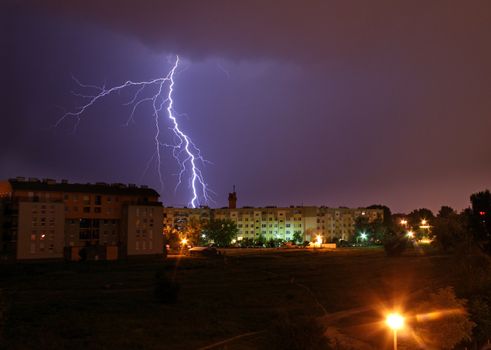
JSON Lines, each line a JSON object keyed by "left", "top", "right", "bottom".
{"left": 315, "top": 235, "right": 322, "bottom": 248}
{"left": 386, "top": 313, "right": 404, "bottom": 350}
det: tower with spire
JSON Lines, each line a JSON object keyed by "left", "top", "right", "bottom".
{"left": 228, "top": 185, "right": 237, "bottom": 209}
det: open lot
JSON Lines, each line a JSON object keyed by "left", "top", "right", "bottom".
{"left": 0, "top": 248, "right": 458, "bottom": 349}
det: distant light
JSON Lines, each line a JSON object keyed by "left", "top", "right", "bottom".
{"left": 360, "top": 232, "right": 368, "bottom": 240}
{"left": 386, "top": 313, "right": 404, "bottom": 331}
{"left": 315, "top": 235, "right": 322, "bottom": 246}
{"left": 480, "top": 211, "right": 486, "bottom": 216}
{"left": 407, "top": 231, "right": 414, "bottom": 238}
{"left": 400, "top": 219, "right": 407, "bottom": 226}
{"left": 361, "top": 211, "right": 366, "bottom": 215}
{"left": 420, "top": 219, "right": 430, "bottom": 229}
{"left": 180, "top": 238, "right": 188, "bottom": 245}
{"left": 201, "top": 234, "right": 206, "bottom": 238}
{"left": 41, "top": 234, "right": 46, "bottom": 240}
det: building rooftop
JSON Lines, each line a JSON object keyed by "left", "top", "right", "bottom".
{"left": 6, "top": 178, "right": 160, "bottom": 197}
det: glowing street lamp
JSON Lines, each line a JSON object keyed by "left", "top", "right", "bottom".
{"left": 360, "top": 232, "right": 368, "bottom": 240}
{"left": 386, "top": 313, "right": 404, "bottom": 350}
{"left": 315, "top": 235, "right": 322, "bottom": 247}
{"left": 406, "top": 231, "right": 414, "bottom": 238}
{"left": 180, "top": 238, "right": 188, "bottom": 246}
{"left": 420, "top": 219, "right": 430, "bottom": 229}
{"left": 400, "top": 219, "right": 408, "bottom": 226}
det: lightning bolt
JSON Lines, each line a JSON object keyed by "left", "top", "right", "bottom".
{"left": 54, "top": 55, "right": 211, "bottom": 208}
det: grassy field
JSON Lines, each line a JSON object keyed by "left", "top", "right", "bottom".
{"left": 0, "top": 248, "right": 459, "bottom": 349}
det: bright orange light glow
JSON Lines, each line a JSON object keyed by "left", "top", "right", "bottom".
{"left": 180, "top": 238, "right": 188, "bottom": 245}
{"left": 407, "top": 231, "right": 414, "bottom": 238}
{"left": 400, "top": 219, "right": 407, "bottom": 226}
{"left": 416, "top": 308, "right": 465, "bottom": 322}
{"left": 386, "top": 313, "right": 405, "bottom": 330}
{"left": 315, "top": 235, "right": 322, "bottom": 246}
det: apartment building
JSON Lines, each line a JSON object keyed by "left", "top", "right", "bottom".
{"left": 0, "top": 177, "right": 163, "bottom": 260}
{"left": 163, "top": 190, "right": 383, "bottom": 243}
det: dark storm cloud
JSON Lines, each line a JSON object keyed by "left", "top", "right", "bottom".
{"left": 2, "top": 1, "right": 491, "bottom": 212}
{"left": 25, "top": 0, "right": 491, "bottom": 64}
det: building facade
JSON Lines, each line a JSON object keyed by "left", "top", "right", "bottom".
{"left": 163, "top": 192, "right": 383, "bottom": 243}
{"left": 0, "top": 177, "right": 163, "bottom": 260}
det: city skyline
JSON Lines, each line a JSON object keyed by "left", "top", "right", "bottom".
{"left": 2, "top": 1, "right": 490, "bottom": 213}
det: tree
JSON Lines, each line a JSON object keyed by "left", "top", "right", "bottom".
{"left": 411, "top": 287, "right": 474, "bottom": 349}
{"left": 163, "top": 226, "right": 180, "bottom": 251}
{"left": 408, "top": 208, "right": 435, "bottom": 240}
{"left": 293, "top": 231, "right": 303, "bottom": 244}
{"left": 202, "top": 219, "right": 238, "bottom": 247}
{"left": 184, "top": 218, "right": 204, "bottom": 246}
{"left": 432, "top": 206, "right": 465, "bottom": 252}
{"left": 367, "top": 204, "right": 393, "bottom": 229}
{"left": 408, "top": 208, "right": 435, "bottom": 227}
{"left": 469, "top": 190, "right": 491, "bottom": 255}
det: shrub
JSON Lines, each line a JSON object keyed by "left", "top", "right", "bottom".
{"left": 412, "top": 287, "right": 474, "bottom": 349}
{"left": 383, "top": 234, "right": 408, "bottom": 257}
{"left": 270, "top": 312, "right": 331, "bottom": 350}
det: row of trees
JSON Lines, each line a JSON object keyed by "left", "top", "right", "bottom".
{"left": 163, "top": 218, "right": 240, "bottom": 250}
{"left": 352, "top": 190, "right": 491, "bottom": 257}
{"left": 163, "top": 219, "right": 309, "bottom": 251}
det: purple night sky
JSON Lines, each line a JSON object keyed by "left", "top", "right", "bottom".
{"left": 2, "top": 1, "right": 490, "bottom": 213}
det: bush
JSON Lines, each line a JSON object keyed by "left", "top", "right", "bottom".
{"left": 411, "top": 287, "right": 474, "bottom": 349}
{"left": 270, "top": 312, "right": 331, "bottom": 350}
{"left": 469, "top": 296, "right": 491, "bottom": 345}
{"left": 383, "top": 234, "right": 408, "bottom": 256}
{"left": 154, "top": 270, "right": 180, "bottom": 304}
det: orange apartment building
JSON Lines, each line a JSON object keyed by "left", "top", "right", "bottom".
{"left": 0, "top": 177, "right": 163, "bottom": 260}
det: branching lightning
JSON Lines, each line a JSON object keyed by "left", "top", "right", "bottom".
{"left": 55, "top": 55, "right": 211, "bottom": 208}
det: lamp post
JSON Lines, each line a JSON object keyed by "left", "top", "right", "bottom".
{"left": 386, "top": 313, "right": 404, "bottom": 350}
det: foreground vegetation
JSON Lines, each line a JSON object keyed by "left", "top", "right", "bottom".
{"left": 1, "top": 247, "right": 489, "bottom": 349}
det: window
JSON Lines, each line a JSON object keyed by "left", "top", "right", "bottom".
{"left": 83, "top": 196, "right": 90, "bottom": 205}
{"left": 94, "top": 207, "right": 101, "bottom": 213}
{"left": 136, "top": 241, "right": 139, "bottom": 250}
{"left": 83, "top": 207, "right": 90, "bottom": 213}
{"left": 95, "top": 195, "right": 102, "bottom": 205}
